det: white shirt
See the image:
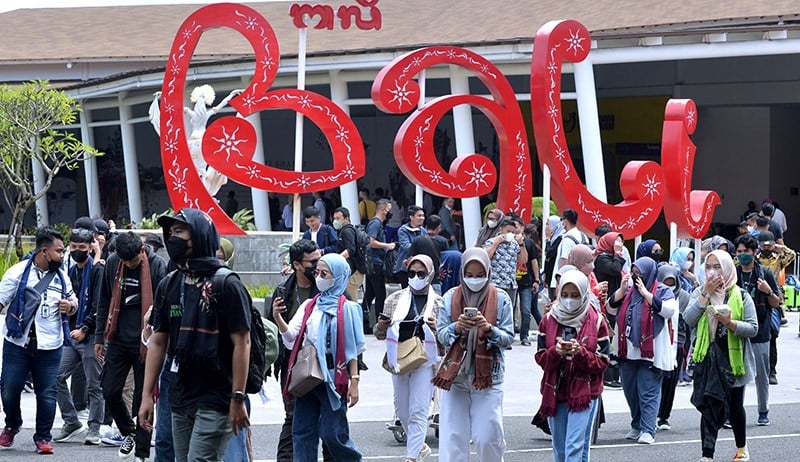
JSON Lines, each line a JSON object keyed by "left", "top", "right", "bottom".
{"left": 551, "top": 227, "right": 587, "bottom": 288}
{"left": 0, "top": 260, "right": 77, "bottom": 350}
{"left": 281, "top": 299, "right": 324, "bottom": 350}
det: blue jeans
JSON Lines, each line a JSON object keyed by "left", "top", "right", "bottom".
{"left": 547, "top": 399, "right": 598, "bottom": 462}
{"left": 518, "top": 286, "right": 535, "bottom": 340}
{"left": 620, "top": 360, "right": 662, "bottom": 437}
{"left": 1, "top": 340, "right": 62, "bottom": 441}
{"left": 154, "top": 365, "right": 176, "bottom": 462}
{"left": 224, "top": 396, "right": 251, "bottom": 462}
{"left": 172, "top": 407, "right": 233, "bottom": 462}
{"left": 292, "top": 384, "right": 361, "bottom": 462}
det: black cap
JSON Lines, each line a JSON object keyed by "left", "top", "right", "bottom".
{"left": 757, "top": 230, "right": 775, "bottom": 246}
{"left": 93, "top": 219, "right": 109, "bottom": 234}
{"left": 73, "top": 216, "right": 97, "bottom": 233}
{"left": 157, "top": 210, "right": 189, "bottom": 229}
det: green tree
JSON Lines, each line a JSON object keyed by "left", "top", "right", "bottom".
{"left": 0, "top": 80, "right": 101, "bottom": 258}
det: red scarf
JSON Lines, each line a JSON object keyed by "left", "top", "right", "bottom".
{"left": 538, "top": 308, "right": 600, "bottom": 417}
{"left": 432, "top": 286, "right": 498, "bottom": 391}
{"left": 105, "top": 248, "right": 152, "bottom": 363}
{"left": 616, "top": 282, "right": 656, "bottom": 360}
{"left": 283, "top": 294, "right": 347, "bottom": 402}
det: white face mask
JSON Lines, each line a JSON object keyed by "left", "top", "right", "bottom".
{"left": 487, "top": 220, "right": 498, "bottom": 229}
{"left": 504, "top": 232, "right": 515, "bottom": 242}
{"left": 316, "top": 276, "right": 335, "bottom": 292}
{"left": 682, "top": 261, "right": 693, "bottom": 271}
{"left": 463, "top": 277, "right": 488, "bottom": 292}
{"left": 408, "top": 275, "right": 429, "bottom": 292}
{"left": 560, "top": 297, "right": 582, "bottom": 312}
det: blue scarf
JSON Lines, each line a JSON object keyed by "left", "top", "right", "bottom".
{"left": 69, "top": 258, "right": 94, "bottom": 342}
{"left": 8, "top": 256, "right": 70, "bottom": 346}
{"left": 627, "top": 257, "right": 673, "bottom": 348}
{"left": 316, "top": 253, "right": 365, "bottom": 411}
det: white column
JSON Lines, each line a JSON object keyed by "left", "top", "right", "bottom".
{"left": 31, "top": 152, "right": 49, "bottom": 226}
{"left": 669, "top": 222, "right": 678, "bottom": 259}
{"left": 330, "top": 70, "right": 360, "bottom": 221}
{"left": 574, "top": 58, "right": 608, "bottom": 203}
{"left": 243, "top": 111, "right": 270, "bottom": 231}
{"left": 450, "top": 67, "right": 481, "bottom": 247}
{"left": 79, "top": 109, "right": 102, "bottom": 218}
{"left": 118, "top": 94, "right": 143, "bottom": 224}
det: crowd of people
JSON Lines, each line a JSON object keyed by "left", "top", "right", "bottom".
{"left": 0, "top": 192, "right": 794, "bottom": 462}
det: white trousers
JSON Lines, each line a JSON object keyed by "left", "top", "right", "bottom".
{"left": 392, "top": 365, "right": 436, "bottom": 459}
{"left": 438, "top": 377, "right": 505, "bottom": 462}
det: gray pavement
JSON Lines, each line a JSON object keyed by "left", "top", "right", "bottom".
{"left": 3, "top": 312, "right": 800, "bottom": 460}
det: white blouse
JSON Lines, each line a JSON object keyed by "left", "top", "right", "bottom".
{"left": 281, "top": 300, "right": 324, "bottom": 350}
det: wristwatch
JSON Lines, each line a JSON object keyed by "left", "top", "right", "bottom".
{"left": 231, "top": 390, "right": 246, "bottom": 402}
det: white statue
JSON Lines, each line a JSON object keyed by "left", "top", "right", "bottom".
{"left": 149, "top": 85, "right": 243, "bottom": 196}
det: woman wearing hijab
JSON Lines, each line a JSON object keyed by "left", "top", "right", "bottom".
{"left": 536, "top": 270, "right": 610, "bottom": 462}
{"left": 543, "top": 215, "right": 565, "bottom": 297}
{"left": 684, "top": 250, "right": 757, "bottom": 462}
{"left": 568, "top": 244, "right": 608, "bottom": 306}
{"left": 273, "top": 253, "right": 366, "bottom": 461}
{"left": 654, "top": 265, "right": 689, "bottom": 432}
{"left": 607, "top": 257, "right": 677, "bottom": 444}
{"left": 434, "top": 248, "right": 514, "bottom": 462}
{"left": 594, "top": 232, "right": 626, "bottom": 390}
{"left": 374, "top": 255, "right": 441, "bottom": 462}
{"left": 635, "top": 239, "right": 664, "bottom": 261}
{"left": 670, "top": 247, "right": 699, "bottom": 292}
{"left": 474, "top": 208, "right": 504, "bottom": 248}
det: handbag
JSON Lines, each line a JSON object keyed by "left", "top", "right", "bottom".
{"left": 382, "top": 335, "right": 428, "bottom": 375}
{"left": 287, "top": 344, "right": 324, "bottom": 397}
{"left": 769, "top": 306, "right": 781, "bottom": 337}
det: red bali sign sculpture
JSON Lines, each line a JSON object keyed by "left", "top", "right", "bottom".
{"left": 372, "top": 46, "right": 532, "bottom": 219}
{"left": 160, "top": 4, "right": 718, "bottom": 239}
{"left": 530, "top": 19, "right": 718, "bottom": 238}
{"left": 160, "top": 3, "right": 365, "bottom": 234}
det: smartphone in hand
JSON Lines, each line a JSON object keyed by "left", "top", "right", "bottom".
{"left": 273, "top": 286, "right": 286, "bottom": 301}
{"left": 464, "top": 307, "right": 479, "bottom": 318}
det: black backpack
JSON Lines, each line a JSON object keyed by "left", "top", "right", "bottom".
{"left": 349, "top": 224, "right": 373, "bottom": 275}
{"left": 212, "top": 267, "right": 278, "bottom": 394}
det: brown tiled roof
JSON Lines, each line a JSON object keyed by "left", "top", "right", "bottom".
{"left": 1, "top": 0, "right": 799, "bottom": 63}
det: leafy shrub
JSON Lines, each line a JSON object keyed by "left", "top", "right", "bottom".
{"left": 247, "top": 283, "right": 273, "bottom": 299}
{"left": 138, "top": 209, "right": 174, "bottom": 230}
{"left": 232, "top": 208, "right": 257, "bottom": 231}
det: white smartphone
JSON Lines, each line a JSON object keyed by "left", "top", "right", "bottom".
{"left": 464, "top": 307, "right": 478, "bottom": 318}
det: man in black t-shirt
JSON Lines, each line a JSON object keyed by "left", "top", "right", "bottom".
{"left": 95, "top": 231, "right": 167, "bottom": 460}
{"left": 139, "top": 209, "right": 251, "bottom": 462}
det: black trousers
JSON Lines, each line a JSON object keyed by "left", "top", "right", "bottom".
{"left": 769, "top": 335, "right": 778, "bottom": 375}
{"left": 362, "top": 266, "right": 387, "bottom": 330}
{"left": 101, "top": 343, "right": 150, "bottom": 458}
{"left": 276, "top": 361, "right": 333, "bottom": 462}
{"left": 701, "top": 385, "right": 746, "bottom": 458}
{"left": 658, "top": 344, "right": 683, "bottom": 421}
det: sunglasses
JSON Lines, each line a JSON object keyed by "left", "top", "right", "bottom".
{"left": 313, "top": 269, "right": 331, "bottom": 278}
{"left": 408, "top": 270, "right": 429, "bottom": 279}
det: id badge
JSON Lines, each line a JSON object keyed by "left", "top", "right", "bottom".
{"left": 170, "top": 358, "right": 180, "bottom": 373}
{"left": 625, "top": 325, "right": 631, "bottom": 337}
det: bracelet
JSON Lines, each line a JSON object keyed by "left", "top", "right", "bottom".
{"left": 350, "top": 375, "right": 360, "bottom": 381}
{"left": 700, "top": 291, "right": 709, "bottom": 298}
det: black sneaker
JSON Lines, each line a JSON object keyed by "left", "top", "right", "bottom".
{"left": 118, "top": 433, "right": 136, "bottom": 459}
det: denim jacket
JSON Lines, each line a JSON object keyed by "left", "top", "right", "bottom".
{"left": 436, "top": 286, "right": 514, "bottom": 384}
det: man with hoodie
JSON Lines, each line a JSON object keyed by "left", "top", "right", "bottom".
{"left": 54, "top": 229, "right": 106, "bottom": 445}
{"left": 139, "top": 209, "right": 251, "bottom": 462}
{"left": 95, "top": 231, "right": 167, "bottom": 460}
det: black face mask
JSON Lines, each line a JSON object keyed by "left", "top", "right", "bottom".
{"left": 651, "top": 250, "right": 663, "bottom": 261}
{"left": 70, "top": 249, "right": 89, "bottom": 264}
{"left": 166, "top": 236, "right": 190, "bottom": 260}
{"left": 44, "top": 251, "right": 62, "bottom": 272}
{"left": 385, "top": 211, "right": 393, "bottom": 222}
{"left": 303, "top": 265, "right": 316, "bottom": 282}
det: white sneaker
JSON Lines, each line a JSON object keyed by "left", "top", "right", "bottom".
{"left": 625, "top": 428, "right": 641, "bottom": 440}
{"left": 637, "top": 432, "right": 655, "bottom": 444}
{"left": 418, "top": 444, "right": 431, "bottom": 461}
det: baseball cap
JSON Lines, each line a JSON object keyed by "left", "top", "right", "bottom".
{"left": 757, "top": 230, "right": 775, "bottom": 246}
{"left": 157, "top": 210, "right": 189, "bottom": 229}
{"left": 93, "top": 219, "right": 110, "bottom": 234}
{"left": 73, "top": 216, "right": 97, "bottom": 234}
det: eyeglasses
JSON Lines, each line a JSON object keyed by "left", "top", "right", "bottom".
{"left": 408, "top": 270, "right": 429, "bottom": 279}
{"left": 313, "top": 269, "right": 331, "bottom": 278}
